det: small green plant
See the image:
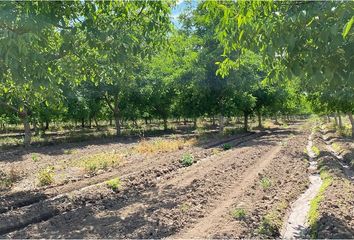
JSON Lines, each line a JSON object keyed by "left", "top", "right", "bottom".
{"left": 222, "top": 143, "right": 232, "bottom": 150}
{"left": 180, "top": 153, "right": 194, "bottom": 167}
{"left": 260, "top": 177, "right": 272, "bottom": 189}
{"left": 311, "top": 145, "right": 320, "bottom": 156}
{"left": 37, "top": 166, "right": 54, "bottom": 186}
{"left": 31, "top": 153, "right": 39, "bottom": 162}
{"left": 179, "top": 203, "right": 190, "bottom": 212}
{"left": 106, "top": 177, "right": 121, "bottom": 191}
{"left": 231, "top": 208, "right": 247, "bottom": 220}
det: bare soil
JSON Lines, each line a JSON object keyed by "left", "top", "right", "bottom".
{"left": 1, "top": 121, "right": 346, "bottom": 238}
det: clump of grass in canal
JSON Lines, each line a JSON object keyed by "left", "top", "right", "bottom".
{"left": 106, "top": 177, "right": 121, "bottom": 192}
{"left": 77, "top": 152, "right": 121, "bottom": 174}
{"left": 134, "top": 138, "right": 195, "bottom": 154}
{"left": 231, "top": 208, "right": 247, "bottom": 220}
{"left": 37, "top": 166, "right": 55, "bottom": 186}
{"left": 308, "top": 169, "right": 333, "bottom": 238}
{"left": 180, "top": 153, "right": 194, "bottom": 167}
{"left": 260, "top": 177, "right": 272, "bottom": 189}
{"left": 311, "top": 145, "right": 320, "bottom": 156}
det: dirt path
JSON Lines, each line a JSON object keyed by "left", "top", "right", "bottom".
{"left": 282, "top": 130, "right": 322, "bottom": 238}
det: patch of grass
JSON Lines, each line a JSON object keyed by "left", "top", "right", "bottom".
{"left": 222, "top": 143, "right": 232, "bottom": 150}
{"left": 260, "top": 177, "right": 272, "bottom": 189}
{"left": 308, "top": 170, "right": 333, "bottom": 238}
{"left": 231, "top": 208, "right": 247, "bottom": 220}
{"left": 37, "top": 166, "right": 55, "bottom": 186}
{"left": 180, "top": 153, "right": 194, "bottom": 167}
{"left": 134, "top": 138, "right": 194, "bottom": 154}
{"left": 77, "top": 152, "right": 120, "bottom": 174}
{"left": 106, "top": 177, "right": 121, "bottom": 191}
{"left": 311, "top": 145, "right": 320, "bottom": 156}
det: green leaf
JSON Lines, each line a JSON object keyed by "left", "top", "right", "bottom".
{"left": 343, "top": 16, "right": 354, "bottom": 38}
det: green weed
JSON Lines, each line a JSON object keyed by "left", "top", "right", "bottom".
{"left": 179, "top": 203, "right": 191, "bottom": 213}
{"left": 260, "top": 177, "right": 272, "bottom": 189}
{"left": 231, "top": 208, "right": 247, "bottom": 220}
{"left": 37, "top": 166, "right": 55, "bottom": 186}
{"left": 180, "top": 153, "right": 194, "bottom": 167}
{"left": 311, "top": 145, "right": 320, "bottom": 156}
{"left": 31, "top": 153, "right": 39, "bottom": 162}
{"left": 106, "top": 177, "right": 121, "bottom": 191}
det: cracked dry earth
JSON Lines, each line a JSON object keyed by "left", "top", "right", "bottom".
{"left": 1, "top": 121, "right": 312, "bottom": 238}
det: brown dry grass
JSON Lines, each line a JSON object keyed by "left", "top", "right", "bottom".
{"left": 134, "top": 138, "right": 196, "bottom": 154}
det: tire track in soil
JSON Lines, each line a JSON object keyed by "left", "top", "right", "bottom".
{"left": 3, "top": 129, "right": 293, "bottom": 238}
{"left": 0, "top": 132, "right": 262, "bottom": 236}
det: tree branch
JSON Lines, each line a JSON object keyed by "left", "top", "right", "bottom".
{"left": 0, "top": 99, "right": 18, "bottom": 113}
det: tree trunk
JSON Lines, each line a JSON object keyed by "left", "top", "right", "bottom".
{"left": 348, "top": 113, "right": 354, "bottom": 138}
{"left": 219, "top": 115, "right": 224, "bottom": 133}
{"left": 45, "top": 120, "right": 49, "bottom": 130}
{"left": 114, "top": 107, "right": 121, "bottom": 136}
{"left": 88, "top": 117, "right": 92, "bottom": 128}
{"left": 94, "top": 118, "right": 99, "bottom": 130}
{"left": 212, "top": 116, "right": 216, "bottom": 127}
{"left": 23, "top": 116, "right": 32, "bottom": 147}
{"left": 193, "top": 117, "right": 197, "bottom": 128}
{"left": 334, "top": 114, "right": 338, "bottom": 126}
{"left": 244, "top": 112, "right": 249, "bottom": 132}
{"left": 163, "top": 118, "right": 168, "bottom": 131}
{"left": 257, "top": 110, "right": 262, "bottom": 128}
{"left": 338, "top": 112, "right": 342, "bottom": 128}
{"left": 81, "top": 118, "right": 85, "bottom": 128}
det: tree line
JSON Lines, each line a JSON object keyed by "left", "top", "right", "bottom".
{"left": 0, "top": 1, "right": 352, "bottom": 146}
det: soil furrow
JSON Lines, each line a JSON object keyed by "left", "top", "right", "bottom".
{"left": 0, "top": 131, "right": 264, "bottom": 236}
{"left": 173, "top": 143, "right": 283, "bottom": 238}
{"left": 0, "top": 132, "right": 254, "bottom": 214}
{"left": 2, "top": 128, "right": 290, "bottom": 237}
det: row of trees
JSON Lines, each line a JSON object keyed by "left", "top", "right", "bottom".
{"left": 202, "top": 1, "right": 354, "bottom": 136}
{"left": 1, "top": 1, "right": 351, "bottom": 146}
